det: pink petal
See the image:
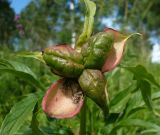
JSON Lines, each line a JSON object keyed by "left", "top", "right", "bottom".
{"left": 42, "top": 79, "right": 84, "bottom": 119}
{"left": 102, "top": 28, "right": 128, "bottom": 72}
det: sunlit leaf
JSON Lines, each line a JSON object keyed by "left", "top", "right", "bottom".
{"left": 109, "top": 85, "right": 134, "bottom": 113}
{"left": 126, "top": 91, "right": 160, "bottom": 117}
{"left": 141, "top": 129, "right": 157, "bottom": 135}
{"left": 31, "top": 104, "right": 46, "bottom": 135}
{"left": 122, "top": 65, "right": 159, "bottom": 111}
{"left": 138, "top": 80, "right": 153, "bottom": 110}
{"left": 152, "top": 91, "right": 160, "bottom": 100}
{"left": 0, "top": 59, "right": 44, "bottom": 90}
{"left": 110, "top": 119, "right": 160, "bottom": 134}
{"left": 0, "top": 94, "right": 38, "bottom": 135}
{"left": 126, "top": 106, "right": 145, "bottom": 117}
{"left": 123, "top": 65, "right": 160, "bottom": 88}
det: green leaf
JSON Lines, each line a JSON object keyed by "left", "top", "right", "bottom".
{"left": 0, "top": 94, "right": 38, "bottom": 135}
{"left": 123, "top": 65, "right": 160, "bottom": 88}
{"left": 76, "top": 0, "right": 96, "bottom": 50}
{"left": 126, "top": 106, "right": 145, "bottom": 117}
{"left": 122, "top": 65, "right": 156, "bottom": 111}
{"left": 109, "top": 85, "right": 134, "bottom": 113}
{"left": 125, "top": 91, "right": 160, "bottom": 117}
{"left": 31, "top": 104, "right": 46, "bottom": 135}
{"left": 0, "top": 59, "right": 44, "bottom": 90}
{"left": 106, "top": 113, "right": 122, "bottom": 124}
{"left": 152, "top": 91, "right": 160, "bottom": 100}
{"left": 138, "top": 80, "right": 153, "bottom": 110}
{"left": 17, "top": 52, "right": 45, "bottom": 64}
{"left": 110, "top": 119, "right": 160, "bottom": 134}
{"left": 141, "top": 129, "right": 157, "bottom": 135}
{"left": 119, "top": 119, "right": 160, "bottom": 129}
{"left": 8, "top": 61, "right": 37, "bottom": 79}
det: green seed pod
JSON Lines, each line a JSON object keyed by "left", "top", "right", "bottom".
{"left": 78, "top": 69, "right": 108, "bottom": 115}
{"left": 43, "top": 45, "right": 84, "bottom": 78}
{"left": 82, "top": 32, "right": 114, "bottom": 69}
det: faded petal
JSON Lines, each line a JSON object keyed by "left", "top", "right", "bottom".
{"left": 42, "top": 79, "right": 84, "bottom": 119}
{"left": 102, "top": 28, "right": 129, "bottom": 72}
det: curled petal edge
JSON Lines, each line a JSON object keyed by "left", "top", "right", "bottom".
{"left": 42, "top": 79, "right": 84, "bottom": 119}
{"left": 102, "top": 28, "right": 141, "bottom": 72}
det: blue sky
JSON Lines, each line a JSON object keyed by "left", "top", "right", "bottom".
{"left": 10, "top": 0, "right": 31, "bottom": 14}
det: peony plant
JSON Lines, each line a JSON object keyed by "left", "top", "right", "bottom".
{"left": 42, "top": 27, "right": 135, "bottom": 119}
{"left": 40, "top": 0, "right": 141, "bottom": 123}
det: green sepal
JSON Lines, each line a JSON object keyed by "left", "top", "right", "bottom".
{"left": 78, "top": 69, "right": 109, "bottom": 115}
{"left": 43, "top": 45, "right": 84, "bottom": 78}
{"left": 82, "top": 32, "right": 114, "bottom": 69}
{"left": 76, "top": 0, "right": 96, "bottom": 50}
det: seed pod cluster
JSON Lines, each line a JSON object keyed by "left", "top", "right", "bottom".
{"left": 42, "top": 28, "right": 129, "bottom": 119}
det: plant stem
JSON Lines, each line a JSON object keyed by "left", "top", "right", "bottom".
{"left": 80, "top": 98, "right": 87, "bottom": 135}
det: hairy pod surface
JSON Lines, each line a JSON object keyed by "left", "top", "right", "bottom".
{"left": 78, "top": 69, "right": 108, "bottom": 113}
{"left": 82, "top": 32, "right": 114, "bottom": 69}
{"left": 43, "top": 45, "right": 84, "bottom": 78}
{"left": 42, "top": 79, "right": 84, "bottom": 119}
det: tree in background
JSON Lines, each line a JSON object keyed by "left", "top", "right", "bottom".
{"left": 18, "top": 0, "right": 83, "bottom": 50}
{"left": 0, "top": 0, "right": 16, "bottom": 47}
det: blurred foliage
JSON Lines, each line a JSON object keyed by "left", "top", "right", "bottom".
{"left": 0, "top": 0, "right": 160, "bottom": 135}
{"left": 0, "top": 0, "right": 16, "bottom": 47}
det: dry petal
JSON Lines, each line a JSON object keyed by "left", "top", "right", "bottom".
{"left": 102, "top": 28, "right": 128, "bottom": 72}
{"left": 42, "top": 79, "right": 84, "bottom": 119}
